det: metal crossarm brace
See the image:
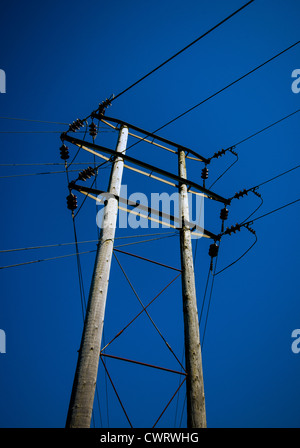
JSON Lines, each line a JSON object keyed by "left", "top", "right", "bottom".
{"left": 91, "top": 114, "right": 210, "bottom": 164}
{"left": 70, "top": 183, "right": 220, "bottom": 241}
{"left": 63, "top": 134, "right": 230, "bottom": 205}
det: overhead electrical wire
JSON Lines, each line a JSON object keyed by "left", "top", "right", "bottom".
{"left": 227, "top": 162, "right": 300, "bottom": 223}
{"left": 0, "top": 249, "right": 97, "bottom": 270}
{"left": 216, "top": 108, "right": 300, "bottom": 158}
{"left": 0, "top": 162, "right": 93, "bottom": 167}
{"left": 0, "top": 169, "right": 82, "bottom": 178}
{"left": 59, "top": 1, "right": 255, "bottom": 132}
{"left": 201, "top": 247, "right": 220, "bottom": 348}
{"left": 240, "top": 194, "right": 264, "bottom": 225}
{"left": 215, "top": 198, "right": 300, "bottom": 276}
{"left": 108, "top": 0, "right": 255, "bottom": 104}
{"left": 0, "top": 117, "right": 69, "bottom": 125}
{"left": 153, "top": 40, "right": 300, "bottom": 134}
{"left": 106, "top": 42, "right": 300, "bottom": 159}
{"left": 0, "top": 233, "right": 179, "bottom": 269}
{"left": 71, "top": 213, "right": 87, "bottom": 321}
{"left": 0, "top": 129, "right": 112, "bottom": 134}
{"left": 248, "top": 163, "right": 300, "bottom": 190}
{"left": 232, "top": 109, "right": 300, "bottom": 147}
{"left": 209, "top": 152, "right": 239, "bottom": 188}
{"left": 197, "top": 179, "right": 300, "bottom": 343}
{"left": 204, "top": 110, "right": 300, "bottom": 193}
{"left": 242, "top": 198, "right": 300, "bottom": 226}
{"left": 0, "top": 232, "right": 175, "bottom": 254}
{"left": 0, "top": 131, "right": 74, "bottom": 134}
{"left": 215, "top": 233, "right": 258, "bottom": 276}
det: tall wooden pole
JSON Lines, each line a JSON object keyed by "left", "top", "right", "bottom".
{"left": 178, "top": 148, "right": 207, "bottom": 428}
{"left": 66, "top": 125, "right": 128, "bottom": 428}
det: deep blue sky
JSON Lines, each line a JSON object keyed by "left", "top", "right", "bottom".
{"left": 0, "top": 0, "right": 299, "bottom": 428}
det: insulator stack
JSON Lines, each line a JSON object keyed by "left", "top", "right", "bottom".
{"left": 201, "top": 166, "right": 209, "bottom": 187}
{"left": 201, "top": 166, "right": 209, "bottom": 179}
{"left": 208, "top": 242, "right": 219, "bottom": 271}
{"left": 78, "top": 166, "right": 95, "bottom": 182}
{"left": 220, "top": 207, "right": 229, "bottom": 232}
{"left": 224, "top": 223, "right": 242, "bottom": 235}
{"left": 69, "top": 119, "right": 84, "bottom": 132}
{"left": 220, "top": 207, "right": 229, "bottom": 221}
{"left": 89, "top": 122, "right": 97, "bottom": 138}
{"left": 99, "top": 97, "right": 112, "bottom": 113}
{"left": 60, "top": 144, "right": 69, "bottom": 160}
{"left": 233, "top": 189, "right": 248, "bottom": 199}
{"left": 213, "top": 149, "right": 226, "bottom": 159}
{"left": 98, "top": 104, "right": 106, "bottom": 115}
{"left": 66, "top": 193, "right": 78, "bottom": 211}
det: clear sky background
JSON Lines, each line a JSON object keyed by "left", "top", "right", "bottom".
{"left": 0, "top": 0, "right": 299, "bottom": 428}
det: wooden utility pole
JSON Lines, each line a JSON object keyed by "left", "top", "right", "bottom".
{"left": 66, "top": 125, "right": 128, "bottom": 428}
{"left": 178, "top": 148, "right": 207, "bottom": 428}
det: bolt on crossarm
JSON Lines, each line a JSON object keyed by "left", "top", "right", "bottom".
{"left": 178, "top": 148, "right": 207, "bottom": 428}
{"left": 66, "top": 125, "right": 128, "bottom": 428}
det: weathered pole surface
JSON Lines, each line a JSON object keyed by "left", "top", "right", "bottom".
{"left": 66, "top": 125, "right": 128, "bottom": 428}
{"left": 178, "top": 148, "right": 207, "bottom": 428}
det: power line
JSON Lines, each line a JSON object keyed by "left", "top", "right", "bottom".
{"left": 110, "top": 1, "right": 255, "bottom": 103}
{"left": 102, "top": 329, "right": 110, "bottom": 428}
{"left": 153, "top": 40, "right": 300, "bottom": 133}
{"left": 67, "top": 122, "right": 89, "bottom": 169}
{"left": 112, "top": 233, "right": 178, "bottom": 249}
{"left": 240, "top": 194, "right": 264, "bottom": 225}
{"left": 201, "top": 248, "right": 220, "bottom": 348}
{"left": 71, "top": 212, "right": 87, "bottom": 321}
{"left": 179, "top": 394, "right": 187, "bottom": 428}
{"left": 0, "top": 169, "right": 82, "bottom": 178}
{"left": 0, "top": 161, "right": 113, "bottom": 179}
{"left": 0, "top": 234, "right": 178, "bottom": 269}
{"left": 208, "top": 109, "right": 300, "bottom": 163}
{"left": 249, "top": 163, "right": 300, "bottom": 190}
{"left": 0, "top": 162, "right": 93, "bottom": 167}
{"left": 0, "top": 131, "right": 67, "bottom": 134}
{"left": 215, "top": 198, "right": 300, "bottom": 275}
{"left": 0, "top": 117, "right": 69, "bottom": 125}
{"left": 73, "top": 174, "right": 98, "bottom": 218}
{"left": 243, "top": 198, "right": 300, "bottom": 226}
{"left": 209, "top": 152, "right": 239, "bottom": 188}
{"left": 207, "top": 112, "right": 300, "bottom": 192}
{"left": 228, "top": 162, "right": 300, "bottom": 221}
{"left": 0, "top": 130, "right": 103, "bottom": 134}
{"left": 61, "top": 2, "right": 255, "bottom": 134}
{"left": 0, "top": 249, "right": 97, "bottom": 270}
{"left": 232, "top": 109, "right": 300, "bottom": 147}
{"left": 215, "top": 233, "right": 257, "bottom": 276}
{"left": 114, "top": 44, "right": 300, "bottom": 159}
{"left": 0, "top": 232, "right": 175, "bottom": 253}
